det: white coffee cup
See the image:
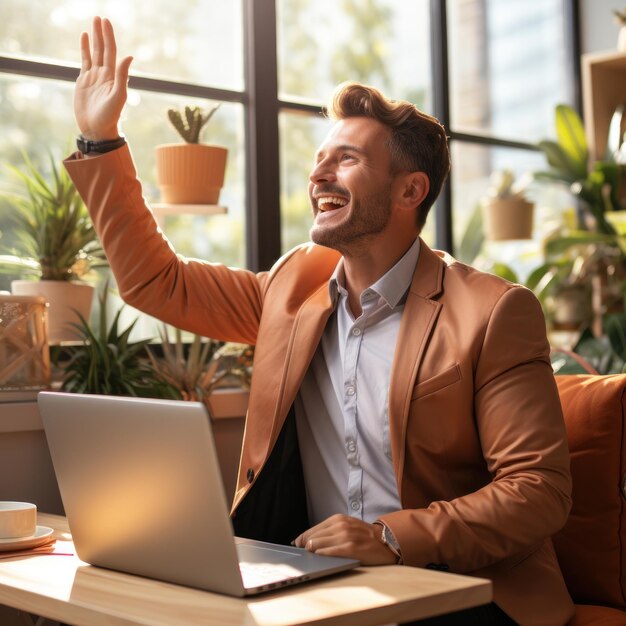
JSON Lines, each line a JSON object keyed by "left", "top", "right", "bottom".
{"left": 0, "top": 502, "right": 37, "bottom": 539}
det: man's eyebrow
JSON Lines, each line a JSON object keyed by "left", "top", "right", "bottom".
{"left": 315, "top": 144, "right": 367, "bottom": 160}
{"left": 335, "top": 143, "right": 366, "bottom": 155}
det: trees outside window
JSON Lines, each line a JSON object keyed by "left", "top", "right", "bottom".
{"left": 0, "top": 0, "right": 578, "bottom": 295}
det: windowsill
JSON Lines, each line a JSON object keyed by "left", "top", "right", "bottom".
{"left": 0, "top": 387, "right": 250, "bottom": 434}
{"left": 0, "top": 401, "right": 43, "bottom": 433}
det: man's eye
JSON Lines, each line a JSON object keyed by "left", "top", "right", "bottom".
{"left": 341, "top": 153, "right": 355, "bottom": 161}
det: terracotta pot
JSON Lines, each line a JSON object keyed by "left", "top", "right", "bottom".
{"left": 155, "top": 143, "right": 227, "bottom": 204}
{"left": 552, "top": 285, "right": 591, "bottom": 330}
{"left": 482, "top": 197, "right": 534, "bottom": 241}
{"left": 11, "top": 280, "right": 94, "bottom": 344}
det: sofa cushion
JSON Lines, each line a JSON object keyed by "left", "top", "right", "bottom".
{"left": 568, "top": 604, "right": 626, "bottom": 625}
{"left": 554, "top": 375, "right": 626, "bottom": 610}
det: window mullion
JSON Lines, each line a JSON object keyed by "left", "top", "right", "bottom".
{"left": 430, "top": 0, "right": 453, "bottom": 253}
{"left": 243, "top": 0, "right": 282, "bottom": 272}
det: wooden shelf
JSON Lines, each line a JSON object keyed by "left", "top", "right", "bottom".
{"left": 151, "top": 203, "right": 227, "bottom": 216}
{"left": 582, "top": 50, "right": 626, "bottom": 160}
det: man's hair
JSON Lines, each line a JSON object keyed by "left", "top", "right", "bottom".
{"left": 327, "top": 82, "right": 451, "bottom": 230}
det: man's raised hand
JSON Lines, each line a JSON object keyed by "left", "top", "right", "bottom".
{"left": 74, "top": 16, "right": 133, "bottom": 141}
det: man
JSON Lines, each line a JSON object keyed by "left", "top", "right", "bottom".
{"left": 64, "top": 17, "right": 574, "bottom": 625}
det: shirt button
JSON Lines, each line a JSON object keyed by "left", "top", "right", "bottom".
{"left": 352, "top": 327, "right": 361, "bottom": 336}
{"left": 346, "top": 386, "right": 355, "bottom": 396}
{"left": 350, "top": 500, "right": 361, "bottom": 511}
{"left": 246, "top": 468, "right": 255, "bottom": 483}
{"left": 346, "top": 440, "right": 357, "bottom": 453}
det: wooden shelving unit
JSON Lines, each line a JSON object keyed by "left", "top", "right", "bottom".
{"left": 582, "top": 50, "right": 626, "bottom": 160}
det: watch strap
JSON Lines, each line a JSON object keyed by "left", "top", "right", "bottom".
{"left": 373, "top": 520, "right": 403, "bottom": 564}
{"left": 77, "top": 135, "right": 126, "bottom": 154}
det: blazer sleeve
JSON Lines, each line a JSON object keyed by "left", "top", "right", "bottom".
{"left": 379, "top": 286, "right": 572, "bottom": 573}
{"left": 64, "top": 146, "right": 267, "bottom": 345}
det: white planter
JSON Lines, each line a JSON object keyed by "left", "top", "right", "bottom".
{"left": 619, "top": 26, "right": 626, "bottom": 52}
{"left": 11, "top": 281, "right": 94, "bottom": 344}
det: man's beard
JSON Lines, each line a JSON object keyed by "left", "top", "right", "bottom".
{"left": 310, "top": 184, "right": 393, "bottom": 254}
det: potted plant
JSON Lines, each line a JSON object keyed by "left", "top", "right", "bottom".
{"left": 481, "top": 169, "right": 534, "bottom": 240}
{"left": 0, "top": 151, "right": 107, "bottom": 344}
{"left": 60, "top": 286, "right": 178, "bottom": 398}
{"left": 154, "top": 103, "right": 227, "bottom": 204}
{"left": 534, "top": 103, "right": 626, "bottom": 332}
{"left": 147, "top": 324, "right": 253, "bottom": 418}
{"left": 534, "top": 104, "right": 625, "bottom": 236}
{"left": 614, "top": 6, "right": 626, "bottom": 52}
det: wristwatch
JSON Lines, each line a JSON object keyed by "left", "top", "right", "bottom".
{"left": 76, "top": 135, "right": 126, "bottom": 154}
{"left": 373, "top": 521, "right": 403, "bottom": 564}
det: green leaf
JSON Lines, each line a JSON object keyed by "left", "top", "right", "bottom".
{"left": 488, "top": 262, "right": 518, "bottom": 284}
{"left": 605, "top": 313, "right": 626, "bottom": 361}
{"left": 457, "top": 203, "right": 484, "bottom": 264}
{"left": 536, "top": 140, "right": 577, "bottom": 180}
{"left": 554, "top": 104, "right": 588, "bottom": 177}
{"left": 550, "top": 349, "right": 595, "bottom": 375}
{"left": 545, "top": 232, "right": 618, "bottom": 256}
{"left": 574, "top": 332, "right": 626, "bottom": 375}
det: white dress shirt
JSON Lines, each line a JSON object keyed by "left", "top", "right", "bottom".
{"left": 294, "top": 238, "right": 421, "bottom": 525}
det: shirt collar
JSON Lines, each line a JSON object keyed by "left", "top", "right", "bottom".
{"left": 328, "top": 237, "right": 421, "bottom": 309}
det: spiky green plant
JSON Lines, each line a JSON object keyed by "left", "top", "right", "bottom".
{"left": 0, "top": 151, "right": 106, "bottom": 281}
{"left": 147, "top": 326, "right": 223, "bottom": 402}
{"left": 147, "top": 325, "right": 254, "bottom": 402}
{"left": 166, "top": 104, "right": 220, "bottom": 143}
{"left": 61, "top": 286, "right": 178, "bottom": 398}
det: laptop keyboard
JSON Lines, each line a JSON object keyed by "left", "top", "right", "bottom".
{"left": 239, "top": 561, "right": 308, "bottom": 588}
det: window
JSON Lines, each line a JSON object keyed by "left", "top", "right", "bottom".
{"left": 442, "top": 0, "right": 579, "bottom": 280}
{"left": 448, "top": 0, "right": 570, "bottom": 142}
{"left": 0, "top": 0, "right": 579, "bottom": 296}
{"left": 276, "top": 0, "right": 434, "bottom": 251}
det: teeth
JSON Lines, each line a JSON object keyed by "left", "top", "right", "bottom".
{"left": 317, "top": 196, "right": 348, "bottom": 211}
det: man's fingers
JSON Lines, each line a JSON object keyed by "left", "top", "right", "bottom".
{"left": 293, "top": 515, "right": 352, "bottom": 548}
{"left": 91, "top": 16, "right": 104, "bottom": 67}
{"left": 102, "top": 18, "right": 117, "bottom": 70}
{"left": 115, "top": 57, "right": 133, "bottom": 89}
{"left": 114, "top": 56, "right": 133, "bottom": 97}
{"left": 79, "top": 32, "right": 92, "bottom": 72}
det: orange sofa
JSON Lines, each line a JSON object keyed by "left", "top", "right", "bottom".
{"left": 554, "top": 375, "right": 626, "bottom": 625}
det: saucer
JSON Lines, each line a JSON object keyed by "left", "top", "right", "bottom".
{"left": 0, "top": 526, "right": 54, "bottom": 552}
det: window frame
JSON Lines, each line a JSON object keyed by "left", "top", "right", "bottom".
{"left": 0, "top": 0, "right": 582, "bottom": 270}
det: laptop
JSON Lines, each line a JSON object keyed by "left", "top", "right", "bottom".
{"left": 38, "top": 392, "right": 359, "bottom": 596}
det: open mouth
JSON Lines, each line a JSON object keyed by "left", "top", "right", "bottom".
{"left": 316, "top": 195, "right": 349, "bottom": 212}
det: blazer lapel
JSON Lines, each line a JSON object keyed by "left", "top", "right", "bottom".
{"left": 272, "top": 283, "right": 336, "bottom": 443}
{"left": 388, "top": 240, "right": 446, "bottom": 491}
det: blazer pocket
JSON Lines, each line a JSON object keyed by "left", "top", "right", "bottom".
{"left": 411, "top": 363, "right": 461, "bottom": 400}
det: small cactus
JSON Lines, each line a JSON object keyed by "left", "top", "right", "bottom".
{"left": 166, "top": 104, "right": 220, "bottom": 143}
{"left": 487, "top": 169, "right": 529, "bottom": 200}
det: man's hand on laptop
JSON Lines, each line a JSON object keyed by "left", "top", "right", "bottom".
{"left": 293, "top": 514, "right": 399, "bottom": 565}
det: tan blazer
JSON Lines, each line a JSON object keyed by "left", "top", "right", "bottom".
{"left": 66, "top": 145, "right": 575, "bottom": 626}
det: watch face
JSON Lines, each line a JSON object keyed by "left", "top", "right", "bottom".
{"left": 383, "top": 526, "right": 401, "bottom": 552}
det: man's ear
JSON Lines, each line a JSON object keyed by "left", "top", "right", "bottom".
{"left": 399, "top": 171, "right": 429, "bottom": 210}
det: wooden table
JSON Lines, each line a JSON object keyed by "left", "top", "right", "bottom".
{"left": 0, "top": 514, "right": 492, "bottom": 626}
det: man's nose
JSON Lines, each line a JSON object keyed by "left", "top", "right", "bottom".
{"left": 309, "top": 160, "right": 336, "bottom": 184}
